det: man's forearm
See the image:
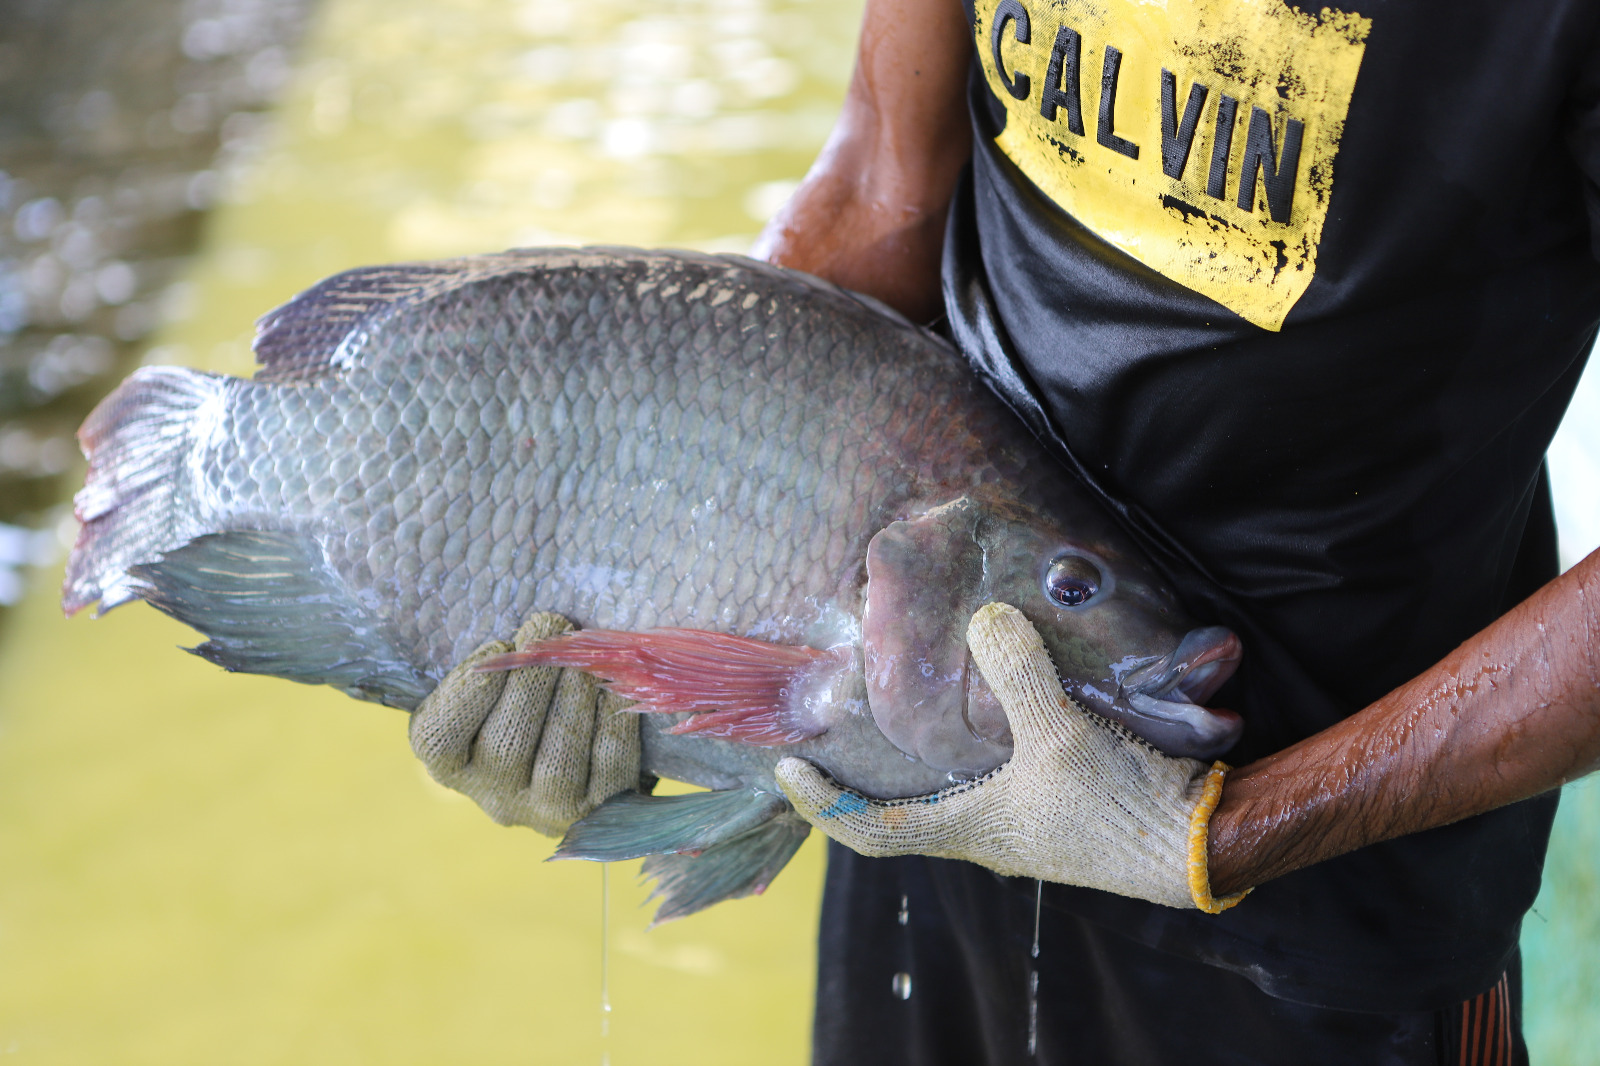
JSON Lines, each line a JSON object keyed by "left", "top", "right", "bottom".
{"left": 1208, "top": 548, "right": 1600, "bottom": 897}
{"left": 752, "top": 0, "right": 972, "bottom": 321}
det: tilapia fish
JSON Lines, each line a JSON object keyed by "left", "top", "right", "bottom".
{"left": 63, "top": 248, "right": 1242, "bottom": 919}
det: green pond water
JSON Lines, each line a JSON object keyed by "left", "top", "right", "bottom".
{"left": 0, "top": 0, "right": 1595, "bottom": 1061}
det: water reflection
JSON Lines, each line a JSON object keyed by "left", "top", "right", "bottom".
{"left": 231, "top": 0, "right": 858, "bottom": 278}
{"left": 0, "top": 0, "right": 312, "bottom": 607}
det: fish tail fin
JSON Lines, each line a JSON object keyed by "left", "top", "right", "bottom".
{"left": 63, "top": 366, "right": 232, "bottom": 616}
{"left": 478, "top": 628, "right": 842, "bottom": 745}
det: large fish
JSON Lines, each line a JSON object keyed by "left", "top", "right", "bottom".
{"left": 62, "top": 248, "right": 1242, "bottom": 918}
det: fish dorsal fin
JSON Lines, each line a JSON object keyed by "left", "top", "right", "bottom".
{"left": 252, "top": 262, "right": 463, "bottom": 381}
{"left": 253, "top": 249, "right": 613, "bottom": 382}
{"left": 252, "top": 247, "right": 949, "bottom": 384}
{"left": 254, "top": 256, "right": 560, "bottom": 382}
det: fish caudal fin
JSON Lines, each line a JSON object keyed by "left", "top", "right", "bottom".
{"left": 128, "top": 530, "right": 431, "bottom": 709}
{"left": 479, "top": 628, "right": 843, "bottom": 745}
{"left": 63, "top": 366, "right": 228, "bottom": 615}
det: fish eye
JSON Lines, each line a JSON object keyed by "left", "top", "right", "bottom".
{"left": 1045, "top": 554, "right": 1102, "bottom": 608}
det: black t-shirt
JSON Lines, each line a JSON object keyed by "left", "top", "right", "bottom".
{"left": 938, "top": 0, "right": 1600, "bottom": 1011}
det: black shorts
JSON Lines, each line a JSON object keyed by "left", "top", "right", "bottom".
{"left": 813, "top": 843, "right": 1524, "bottom": 1066}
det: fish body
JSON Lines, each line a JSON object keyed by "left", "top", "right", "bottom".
{"left": 64, "top": 248, "right": 1240, "bottom": 917}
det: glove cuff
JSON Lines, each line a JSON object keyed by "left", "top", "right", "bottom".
{"left": 1187, "top": 761, "right": 1250, "bottom": 914}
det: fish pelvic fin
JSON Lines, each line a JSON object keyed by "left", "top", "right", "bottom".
{"left": 478, "top": 628, "right": 843, "bottom": 746}
{"left": 555, "top": 786, "right": 810, "bottom": 921}
{"left": 127, "top": 529, "right": 431, "bottom": 709}
{"left": 64, "top": 366, "right": 229, "bottom": 616}
{"left": 553, "top": 787, "right": 789, "bottom": 862}
{"left": 641, "top": 810, "right": 811, "bottom": 924}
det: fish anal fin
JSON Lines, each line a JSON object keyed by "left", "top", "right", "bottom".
{"left": 641, "top": 811, "right": 811, "bottom": 924}
{"left": 479, "top": 628, "right": 846, "bottom": 746}
{"left": 127, "top": 529, "right": 430, "bottom": 709}
{"left": 553, "top": 787, "right": 787, "bottom": 862}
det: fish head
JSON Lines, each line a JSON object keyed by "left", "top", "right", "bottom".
{"left": 861, "top": 494, "right": 1242, "bottom": 776}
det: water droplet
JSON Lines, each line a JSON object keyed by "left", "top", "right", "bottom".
{"left": 1028, "top": 879, "right": 1042, "bottom": 1056}
{"left": 945, "top": 769, "right": 978, "bottom": 785}
{"left": 897, "top": 894, "right": 909, "bottom": 926}
{"left": 1031, "top": 878, "right": 1042, "bottom": 959}
{"left": 891, "top": 971, "right": 912, "bottom": 1000}
{"left": 1027, "top": 969, "right": 1040, "bottom": 1055}
{"left": 600, "top": 865, "right": 613, "bottom": 1062}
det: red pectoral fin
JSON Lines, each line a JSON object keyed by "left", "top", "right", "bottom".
{"left": 477, "top": 628, "right": 845, "bottom": 746}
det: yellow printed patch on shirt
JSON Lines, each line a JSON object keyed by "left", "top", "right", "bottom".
{"left": 975, "top": 0, "right": 1370, "bottom": 330}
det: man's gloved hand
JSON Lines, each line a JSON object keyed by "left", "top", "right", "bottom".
{"left": 410, "top": 613, "right": 641, "bottom": 837}
{"left": 775, "top": 602, "right": 1248, "bottom": 913}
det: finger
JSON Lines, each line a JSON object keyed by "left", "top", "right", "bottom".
{"left": 774, "top": 757, "right": 991, "bottom": 858}
{"left": 470, "top": 659, "right": 563, "bottom": 803}
{"left": 409, "top": 639, "right": 512, "bottom": 777}
{"left": 467, "top": 614, "right": 579, "bottom": 827}
{"left": 966, "top": 602, "right": 1099, "bottom": 753}
{"left": 525, "top": 667, "right": 602, "bottom": 831}
{"left": 513, "top": 611, "right": 576, "bottom": 647}
{"left": 585, "top": 691, "right": 641, "bottom": 809}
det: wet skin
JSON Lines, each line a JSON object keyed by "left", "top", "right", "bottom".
{"left": 1207, "top": 550, "right": 1600, "bottom": 897}
{"left": 748, "top": 0, "right": 970, "bottom": 323}
{"left": 860, "top": 493, "right": 1244, "bottom": 774}
{"left": 760, "top": 0, "right": 1600, "bottom": 898}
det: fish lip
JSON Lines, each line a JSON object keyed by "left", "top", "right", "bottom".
{"left": 1121, "top": 626, "right": 1242, "bottom": 706}
{"left": 1058, "top": 626, "right": 1244, "bottom": 759}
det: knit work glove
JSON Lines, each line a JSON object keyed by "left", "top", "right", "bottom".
{"left": 776, "top": 603, "right": 1247, "bottom": 913}
{"left": 410, "top": 613, "right": 642, "bottom": 837}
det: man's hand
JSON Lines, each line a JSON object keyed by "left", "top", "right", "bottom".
{"left": 410, "top": 613, "right": 641, "bottom": 837}
{"left": 776, "top": 602, "right": 1246, "bottom": 912}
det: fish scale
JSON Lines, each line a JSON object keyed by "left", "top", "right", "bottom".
{"left": 181, "top": 254, "right": 969, "bottom": 673}
{"left": 63, "top": 247, "right": 1244, "bottom": 919}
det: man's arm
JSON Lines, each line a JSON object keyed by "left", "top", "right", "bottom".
{"left": 1208, "top": 546, "right": 1600, "bottom": 896}
{"left": 752, "top": 0, "right": 972, "bottom": 322}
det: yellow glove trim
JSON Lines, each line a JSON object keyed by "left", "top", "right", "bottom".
{"left": 1187, "top": 761, "right": 1250, "bottom": 914}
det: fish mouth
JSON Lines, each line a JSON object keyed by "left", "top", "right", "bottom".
{"left": 1122, "top": 626, "right": 1242, "bottom": 706}
{"left": 1069, "top": 626, "right": 1244, "bottom": 759}
{"left": 956, "top": 623, "right": 1244, "bottom": 761}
